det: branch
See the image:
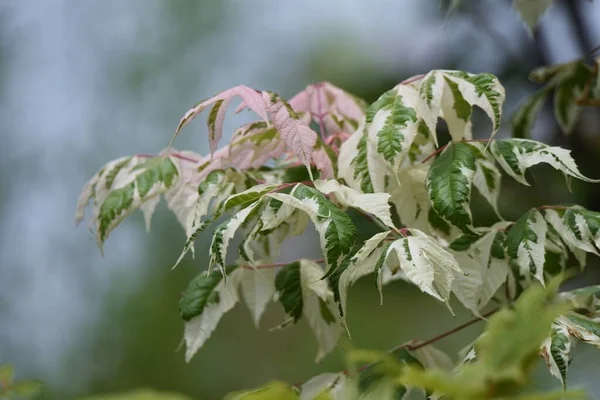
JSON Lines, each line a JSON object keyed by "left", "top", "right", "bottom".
{"left": 422, "top": 139, "right": 492, "bottom": 164}
{"left": 293, "top": 307, "right": 499, "bottom": 388}
{"left": 316, "top": 83, "right": 328, "bottom": 140}
{"left": 138, "top": 152, "right": 201, "bottom": 164}
{"left": 401, "top": 74, "right": 425, "bottom": 85}
{"left": 242, "top": 259, "right": 325, "bottom": 270}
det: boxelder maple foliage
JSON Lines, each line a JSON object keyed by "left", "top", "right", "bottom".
{"left": 76, "top": 48, "right": 600, "bottom": 400}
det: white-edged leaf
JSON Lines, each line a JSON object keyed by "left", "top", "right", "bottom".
{"left": 240, "top": 268, "right": 276, "bottom": 327}
{"left": 140, "top": 195, "right": 160, "bottom": 232}
{"left": 181, "top": 266, "right": 244, "bottom": 362}
{"left": 418, "top": 70, "right": 505, "bottom": 142}
{"left": 300, "top": 373, "right": 351, "bottom": 400}
{"left": 544, "top": 207, "right": 600, "bottom": 256}
{"left": 490, "top": 139, "right": 599, "bottom": 186}
{"left": 339, "top": 231, "right": 391, "bottom": 323}
{"left": 506, "top": 208, "right": 547, "bottom": 285}
{"left": 95, "top": 156, "right": 180, "bottom": 249}
{"left": 558, "top": 313, "right": 600, "bottom": 348}
{"left": 338, "top": 118, "right": 372, "bottom": 193}
{"left": 412, "top": 344, "right": 455, "bottom": 371}
{"left": 385, "top": 230, "right": 463, "bottom": 304}
{"left": 449, "top": 251, "right": 483, "bottom": 315}
{"left": 540, "top": 322, "right": 572, "bottom": 389}
{"left": 209, "top": 201, "right": 261, "bottom": 276}
{"left": 268, "top": 185, "right": 357, "bottom": 275}
{"left": 426, "top": 142, "right": 479, "bottom": 234}
{"left": 390, "top": 164, "right": 431, "bottom": 232}
{"left": 275, "top": 260, "right": 343, "bottom": 362}
{"left": 367, "top": 85, "right": 419, "bottom": 165}
{"left": 314, "top": 179, "right": 396, "bottom": 229}
{"left": 472, "top": 157, "right": 502, "bottom": 218}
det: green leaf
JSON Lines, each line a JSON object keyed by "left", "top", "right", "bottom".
{"left": 506, "top": 209, "right": 547, "bottom": 284}
{"left": 477, "top": 278, "right": 567, "bottom": 384}
{"left": 553, "top": 62, "right": 592, "bottom": 134}
{"left": 544, "top": 207, "right": 600, "bottom": 259}
{"left": 490, "top": 139, "right": 599, "bottom": 186}
{"left": 511, "top": 89, "right": 550, "bottom": 138}
{"left": 351, "top": 348, "right": 420, "bottom": 399}
{"left": 426, "top": 142, "right": 478, "bottom": 234}
{"left": 512, "top": 0, "right": 553, "bottom": 33}
{"left": 275, "top": 261, "right": 303, "bottom": 322}
{"left": 0, "top": 365, "right": 14, "bottom": 387}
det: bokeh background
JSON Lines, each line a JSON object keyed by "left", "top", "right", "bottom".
{"left": 1, "top": 0, "right": 600, "bottom": 399}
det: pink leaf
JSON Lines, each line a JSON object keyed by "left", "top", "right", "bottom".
{"left": 313, "top": 147, "right": 335, "bottom": 179}
{"left": 175, "top": 85, "right": 269, "bottom": 152}
{"left": 266, "top": 93, "right": 317, "bottom": 174}
{"left": 287, "top": 82, "right": 366, "bottom": 136}
{"left": 207, "top": 97, "right": 232, "bottom": 155}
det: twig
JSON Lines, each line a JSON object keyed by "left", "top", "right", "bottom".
{"left": 316, "top": 83, "right": 328, "bottom": 140}
{"left": 138, "top": 152, "right": 201, "bottom": 164}
{"left": 242, "top": 259, "right": 325, "bottom": 270}
{"left": 401, "top": 74, "right": 426, "bottom": 85}
{"left": 537, "top": 205, "right": 568, "bottom": 211}
{"left": 400, "top": 308, "right": 498, "bottom": 352}
{"left": 421, "top": 139, "right": 492, "bottom": 164}
{"left": 292, "top": 307, "right": 499, "bottom": 388}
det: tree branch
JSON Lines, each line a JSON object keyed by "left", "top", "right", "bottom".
{"left": 293, "top": 307, "right": 499, "bottom": 388}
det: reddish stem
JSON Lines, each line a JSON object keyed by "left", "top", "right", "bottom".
{"left": 421, "top": 139, "right": 492, "bottom": 164}
{"left": 316, "top": 83, "right": 328, "bottom": 140}
{"left": 292, "top": 307, "right": 499, "bottom": 388}
{"left": 138, "top": 152, "right": 201, "bottom": 164}
{"left": 401, "top": 74, "right": 425, "bottom": 85}
{"left": 242, "top": 259, "right": 325, "bottom": 270}
{"left": 537, "top": 205, "right": 568, "bottom": 211}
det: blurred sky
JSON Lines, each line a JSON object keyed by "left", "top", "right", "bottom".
{"left": 1, "top": 0, "right": 600, "bottom": 398}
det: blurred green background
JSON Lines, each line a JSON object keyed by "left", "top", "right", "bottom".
{"left": 1, "top": 0, "right": 600, "bottom": 399}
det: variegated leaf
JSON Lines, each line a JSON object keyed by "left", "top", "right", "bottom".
{"left": 384, "top": 230, "right": 463, "bottom": 305}
{"left": 275, "top": 260, "right": 343, "bottom": 362}
{"left": 180, "top": 265, "right": 244, "bottom": 362}
{"left": 540, "top": 322, "right": 572, "bottom": 389}
{"left": 426, "top": 142, "right": 479, "bottom": 234}
{"left": 209, "top": 201, "right": 261, "bottom": 276}
{"left": 313, "top": 179, "right": 396, "bottom": 229}
{"left": 338, "top": 231, "right": 391, "bottom": 323}
{"left": 506, "top": 209, "right": 547, "bottom": 284}
{"left": 490, "top": 139, "right": 599, "bottom": 186}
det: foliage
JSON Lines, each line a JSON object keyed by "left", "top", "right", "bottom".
{"left": 74, "top": 7, "right": 600, "bottom": 399}
{"left": 0, "top": 365, "right": 43, "bottom": 400}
